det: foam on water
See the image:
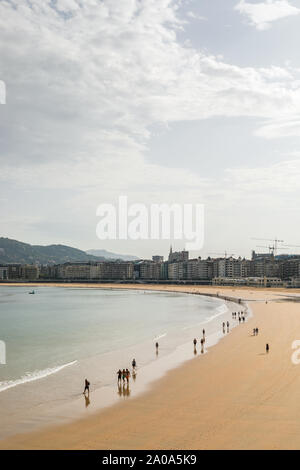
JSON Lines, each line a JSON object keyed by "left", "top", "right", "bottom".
{"left": 0, "top": 360, "right": 77, "bottom": 393}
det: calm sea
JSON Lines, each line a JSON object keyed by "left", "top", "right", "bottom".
{"left": 0, "top": 286, "right": 235, "bottom": 439}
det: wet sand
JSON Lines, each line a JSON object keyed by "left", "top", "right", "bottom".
{"left": 1, "top": 284, "right": 300, "bottom": 449}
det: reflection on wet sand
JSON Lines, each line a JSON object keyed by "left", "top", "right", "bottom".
{"left": 118, "top": 383, "right": 131, "bottom": 398}
{"left": 84, "top": 395, "right": 90, "bottom": 408}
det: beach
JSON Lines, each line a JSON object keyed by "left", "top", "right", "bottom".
{"left": 0, "top": 284, "right": 300, "bottom": 449}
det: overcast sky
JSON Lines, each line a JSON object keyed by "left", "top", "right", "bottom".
{"left": 1, "top": 0, "right": 300, "bottom": 259}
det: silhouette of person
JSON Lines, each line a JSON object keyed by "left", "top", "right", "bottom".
{"left": 83, "top": 378, "right": 90, "bottom": 396}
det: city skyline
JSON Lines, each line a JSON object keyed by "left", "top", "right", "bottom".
{"left": 1, "top": 1, "right": 300, "bottom": 259}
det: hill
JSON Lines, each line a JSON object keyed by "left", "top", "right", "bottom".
{"left": 0, "top": 238, "right": 106, "bottom": 265}
{"left": 86, "top": 249, "right": 139, "bottom": 261}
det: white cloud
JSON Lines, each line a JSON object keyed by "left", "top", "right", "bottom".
{"left": 1, "top": 0, "right": 300, "bottom": 249}
{"left": 186, "top": 11, "right": 207, "bottom": 21}
{"left": 1, "top": 0, "right": 300, "bottom": 180}
{"left": 235, "top": 0, "right": 300, "bottom": 30}
{"left": 226, "top": 158, "right": 300, "bottom": 192}
{"left": 254, "top": 117, "right": 300, "bottom": 137}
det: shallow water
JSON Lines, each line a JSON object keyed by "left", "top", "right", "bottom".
{"left": 0, "top": 286, "right": 242, "bottom": 439}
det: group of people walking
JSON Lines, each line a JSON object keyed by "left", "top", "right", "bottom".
{"left": 117, "top": 359, "right": 137, "bottom": 385}
{"left": 222, "top": 320, "right": 231, "bottom": 333}
{"left": 117, "top": 368, "right": 131, "bottom": 384}
{"left": 232, "top": 311, "right": 246, "bottom": 323}
{"left": 193, "top": 329, "right": 206, "bottom": 353}
{"left": 83, "top": 304, "right": 271, "bottom": 399}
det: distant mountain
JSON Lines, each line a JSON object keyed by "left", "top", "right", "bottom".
{"left": 0, "top": 238, "right": 107, "bottom": 265}
{"left": 86, "top": 249, "right": 139, "bottom": 261}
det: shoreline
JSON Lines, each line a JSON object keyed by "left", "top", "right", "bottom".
{"left": 0, "top": 285, "right": 241, "bottom": 441}
{"left": 1, "top": 285, "right": 300, "bottom": 449}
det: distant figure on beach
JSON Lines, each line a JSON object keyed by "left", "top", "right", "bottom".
{"left": 132, "top": 358, "right": 136, "bottom": 370}
{"left": 200, "top": 338, "right": 204, "bottom": 353}
{"left": 222, "top": 322, "right": 225, "bottom": 333}
{"left": 266, "top": 343, "right": 269, "bottom": 354}
{"left": 83, "top": 378, "right": 90, "bottom": 396}
{"left": 242, "top": 316, "right": 245, "bottom": 322}
{"left": 125, "top": 368, "right": 131, "bottom": 383}
{"left": 253, "top": 328, "right": 256, "bottom": 336}
{"left": 193, "top": 338, "right": 197, "bottom": 346}
{"left": 202, "top": 329, "right": 205, "bottom": 338}
{"left": 256, "top": 328, "right": 259, "bottom": 335}
{"left": 156, "top": 342, "right": 159, "bottom": 350}
{"left": 122, "top": 368, "right": 126, "bottom": 383}
{"left": 117, "top": 369, "right": 122, "bottom": 383}
{"left": 238, "top": 317, "right": 241, "bottom": 323}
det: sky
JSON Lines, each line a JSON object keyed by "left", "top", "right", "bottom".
{"left": 1, "top": 0, "right": 300, "bottom": 259}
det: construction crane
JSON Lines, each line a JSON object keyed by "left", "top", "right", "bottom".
{"left": 251, "top": 237, "right": 284, "bottom": 256}
{"left": 256, "top": 245, "right": 276, "bottom": 254}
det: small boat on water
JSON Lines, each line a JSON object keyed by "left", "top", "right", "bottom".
{"left": 28, "top": 290, "right": 35, "bottom": 294}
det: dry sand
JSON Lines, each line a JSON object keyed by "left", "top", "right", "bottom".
{"left": 1, "top": 284, "right": 300, "bottom": 450}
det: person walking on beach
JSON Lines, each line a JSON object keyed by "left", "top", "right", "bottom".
{"left": 200, "top": 337, "right": 204, "bottom": 353}
{"left": 117, "top": 369, "right": 122, "bottom": 384}
{"left": 83, "top": 378, "right": 90, "bottom": 396}
{"left": 125, "top": 368, "right": 131, "bottom": 384}
{"left": 266, "top": 343, "right": 269, "bottom": 354}
{"left": 132, "top": 358, "right": 136, "bottom": 370}
{"left": 202, "top": 328, "right": 205, "bottom": 338}
{"left": 122, "top": 368, "right": 126, "bottom": 383}
{"left": 227, "top": 321, "right": 230, "bottom": 331}
{"left": 193, "top": 338, "right": 197, "bottom": 347}
{"left": 156, "top": 342, "right": 159, "bottom": 351}
{"left": 256, "top": 328, "right": 259, "bottom": 335}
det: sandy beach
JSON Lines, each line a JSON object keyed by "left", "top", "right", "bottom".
{"left": 1, "top": 284, "right": 300, "bottom": 450}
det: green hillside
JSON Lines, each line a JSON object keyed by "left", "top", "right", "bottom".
{"left": 0, "top": 238, "right": 105, "bottom": 265}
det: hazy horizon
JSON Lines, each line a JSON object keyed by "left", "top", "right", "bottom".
{"left": 1, "top": 0, "right": 300, "bottom": 259}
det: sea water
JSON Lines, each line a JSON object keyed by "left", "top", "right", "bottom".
{"left": 0, "top": 286, "right": 237, "bottom": 439}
